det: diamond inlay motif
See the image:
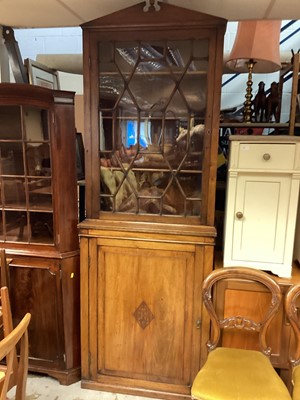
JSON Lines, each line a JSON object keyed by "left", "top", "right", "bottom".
{"left": 133, "top": 301, "right": 155, "bottom": 329}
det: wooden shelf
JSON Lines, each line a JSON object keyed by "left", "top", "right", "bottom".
{"left": 220, "top": 122, "right": 290, "bottom": 128}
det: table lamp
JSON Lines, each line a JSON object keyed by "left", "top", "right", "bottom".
{"left": 226, "top": 20, "right": 282, "bottom": 122}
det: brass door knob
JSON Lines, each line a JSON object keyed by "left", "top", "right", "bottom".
{"left": 236, "top": 211, "right": 243, "bottom": 219}
{"left": 196, "top": 319, "right": 201, "bottom": 329}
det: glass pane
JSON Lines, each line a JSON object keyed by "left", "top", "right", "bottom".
{"left": 0, "top": 106, "right": 22, "bottom": 140}
{"left": 0, "top": 143, "right": 24, "bottom": 175}
{"left": 1, "top": 178, "right": 26, "bottom": 208}
{"left": 98, "top": 39, "right": 208, "bottom": 218}
{"left": 130, "top": 69, "right": 175, "bottom": 111}
{"left": 26, "top": 143, "right": 51, "bottom": 177}
{"left": 193, "top": 39, "right": 209, "bottom": 58}
{"left": 28, "top": 178, "right": 52, "bottom": 210}
{"left": 24, "top": 107, "right": 49, "bottom": 141}
{"left": 115, "top": 42, "right": 138, "bottom": 77}
{"left": 30, "top": 212, "right": 53, "bottom": 244}
{"left": 0, "top": 104, "right": 53, "bottom": 244}
{"left": 3, "top": 211, "right": 28, "bottom": 242}
{"left": 180, "top": 72, "right": 207, "bottom": 113}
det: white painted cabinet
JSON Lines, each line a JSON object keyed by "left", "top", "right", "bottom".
{"left": 224, "top": 135, "right": 300, "bottom": 278}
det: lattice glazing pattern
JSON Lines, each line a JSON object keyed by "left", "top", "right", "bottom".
{"left": 98, "top": 39, "right": 209, "bottom": 217}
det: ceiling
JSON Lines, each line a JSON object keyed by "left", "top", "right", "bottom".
{"left": 0, "top": 0, "right": 300, "bottom": 28}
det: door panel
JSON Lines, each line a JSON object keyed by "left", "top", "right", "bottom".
{"left": 232, "top": 174, "right": 291, "bottom": 263}
{"left": 9, "top": 263, "right": 64, "bottom": 365}
{"left": 97, "top": 244, "right": 194, "bottom": 385}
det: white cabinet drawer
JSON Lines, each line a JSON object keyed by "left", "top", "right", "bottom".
{"left": 237, "top": 143, "right": 296, "bottom": 170}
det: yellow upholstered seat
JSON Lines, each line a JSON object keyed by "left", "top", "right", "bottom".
{"left": 191, "top": 267, "right": 291, "bottom": 400}
{"left": 192, "top": 347, "right": 291, "bottom": 400}
{"left": 292, "top": 366, "right": 300, "bottom": 400}
{"left": 285, "top": 284, "right": 300, "bottom": 400}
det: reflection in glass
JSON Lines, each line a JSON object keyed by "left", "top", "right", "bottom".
{"left": 2, "top": 178, "right": 26, "bottom": 208}
{"left": 3, "top": 211, "right": 28, "bottom": 242}
{"left": 28, "top": 178, "right": 52, "bottom": 211}
{"left": 99, "top": 39, "right": 208, "bottom": 217}
{"left": 26, "top": 143, "right": 51, "bottom": 177}
{"left": 30, "top": 212, "right": 53, "bottom": 243}
{"left": 0, "top": 106, "right": 22, "bottom": 140}
{"left": 24, "top": 107, "right": 48, "bottom": 142}
{"left": 0, "top": 104, "right": 53, "bottom": 244}
{"left": 0, "top": 143, "right": 24, "bottom": 175}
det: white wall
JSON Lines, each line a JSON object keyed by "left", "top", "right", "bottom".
{"left": 15, "top": 27, "right": 83, "bottom": 93}
{"left": 12, "top": 21, "right": 300, "bottom": 118}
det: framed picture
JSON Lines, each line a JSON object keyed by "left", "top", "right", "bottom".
{"left": 25, "top": 58, "right": 60, "bottom": 90}
{"left": 76, "top": 132, "right": 85, "bottom": 180}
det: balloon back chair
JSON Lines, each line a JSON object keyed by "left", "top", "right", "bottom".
{"left": 191, "top": 267, "right": 291, "bottom": 400}
{"left": 0, "top": 249, "right": 9, "bottom": 289}
{"left": 0, "top": 250, "right": 17, "bottom": 392}
{"left": 285, "top": 283, "right": 300, "bottom": 400}
{"left": 0, "top": 286, "right": 31, "bottom": 400}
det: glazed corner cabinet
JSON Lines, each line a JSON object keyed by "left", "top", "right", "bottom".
{"left": 0, "top": 83, "right": 80, "bottom": 384}
{"left": 79, "top": 3, "right": 226, "bottom": 399}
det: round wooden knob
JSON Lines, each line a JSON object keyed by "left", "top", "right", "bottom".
{"left": 263, "top": 153, "right": 271, "bottom": 161}
{"left": 236, "top": 211, "right": 243, "bottom": 219}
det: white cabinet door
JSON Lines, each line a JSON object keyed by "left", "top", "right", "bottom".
{"left": 232, "top": 174, "right": 291, "bottom": 263}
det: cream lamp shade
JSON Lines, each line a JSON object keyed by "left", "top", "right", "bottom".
{"left": 226, "top": 20, "right": 282, "bottom": 73}
{"left": 226, "top": 20, "right": 282, "bottom": 122}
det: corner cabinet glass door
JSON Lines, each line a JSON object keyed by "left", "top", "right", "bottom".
{"left": 0, "top": 105, "right": 53, "bottom": 244}
{"left": 98, "top": 39, "right": 208, "bottom": 219}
